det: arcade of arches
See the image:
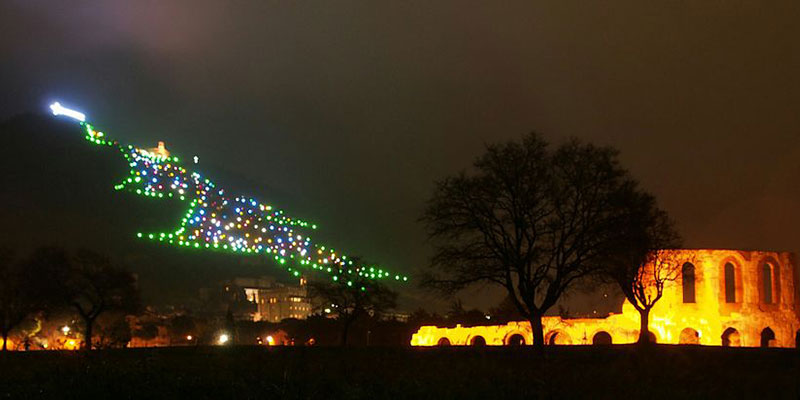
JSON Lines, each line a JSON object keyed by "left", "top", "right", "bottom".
{"left": 412, "top": 249, "right": 800, "bottom": 348}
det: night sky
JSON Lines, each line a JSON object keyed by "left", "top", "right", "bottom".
{"left": 3, "top": 1, "right": 800, "bottom": 310}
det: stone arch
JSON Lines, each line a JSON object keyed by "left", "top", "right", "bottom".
{"left": 437, "top": 337, "right": 451, "bottom": 346}
{"left": 760, "top": 327, "right": 776, "bottom": 348}
{"left": 721, "top": 327, "right": 741, "bottom": 347}
{"left": 469, "top": 335, "right": 486, "bottom": 346}
{"left": 506, "top": 333, "right": 526, "bottom": 346}
{"left": 679, "top": 327, "right": 700, "bottom": 345}
{"left": 592, "top": 331, "right": 612, "bottom": 345}
{"left": 682, "top": 263, "right": 696, "bottom": 303}
{"left": 545, "top": 330, "right": 572, "bottom": 345}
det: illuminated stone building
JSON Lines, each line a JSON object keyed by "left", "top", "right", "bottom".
{"left": 202, "top": 276, "right": 311, "bottom": 322}
{"left": 146, "top": 141, "right": 170, "bottom": 158}
{"left": 411, "top": 249, "right": 800, "bottom": 348}
{"left": 255, "top": 278, "right": 312, "bottom": 322}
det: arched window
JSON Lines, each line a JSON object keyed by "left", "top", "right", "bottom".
{"left": 437, "top": 337, "right": 451, "bottom": 346}
{"left": 763, "top": 263, "right": 773, "bottom": 304}
{"left": 682, "top": 263, "right": 696, "bottom": 303}
{"left": 724, "top": 263, "right": 736, "bottom": 303}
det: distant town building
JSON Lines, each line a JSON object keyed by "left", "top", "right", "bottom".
{"left": 201, "top": 276, "right": 311, "bottom": 322}
{"left": 254, "top": 278, "right": 312, "bottom": 322}
{"left": 380, "top": 312, "right": 411, "bottom": 323}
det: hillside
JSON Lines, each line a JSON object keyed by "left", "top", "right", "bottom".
{"left": 0, "top": 113, "right": 304, "bottom": 306}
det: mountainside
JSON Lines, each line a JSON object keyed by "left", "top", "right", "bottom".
{"left": 0, "top": 113, "right": 296, "bottom": 306}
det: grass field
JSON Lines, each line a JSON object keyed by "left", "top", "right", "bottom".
{"left": 0, "top": 345, "right": 798, "bottom": 399}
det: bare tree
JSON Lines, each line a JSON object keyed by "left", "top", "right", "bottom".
{"left": 421, "top": 133, "right": 646, "bottom": 350}
{"left": 64, "top": 250, "right": 141, "bottom": 350}
{"left": 0, "top": 247, "right": 25, "bottom": 351}
{"left": 0, "top": 247, "right": 66, "bottom": 351}
{"left": 601, "top": 189, "right": 682, "bottom": 344}
{"left": 309, "top": 269, "right": 397, "bottom": 346}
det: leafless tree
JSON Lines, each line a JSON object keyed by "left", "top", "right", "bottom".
{"left": 64, "top": 250, "right": 141, "bottom": 350}
{"left": 0, "top": 247, "right": 67, "bottom": 351}
{"left": 601, "top": 189, "right": 682, "bottom": 344}
{"left": 421, "top": 133, "right": 648, "bottom": 350}
{"left": 309, "top": 267, "right": 397, "bottom": 346}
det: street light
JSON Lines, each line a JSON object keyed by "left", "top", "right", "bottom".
{"left": 218, "top": 334, "right": 230, "bottom": 345}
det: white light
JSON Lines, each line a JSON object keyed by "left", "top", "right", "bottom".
{"left": 186, "top": 335, "right": 193, "bottom": 341}
{"left": 266, "top": 335, "right": 274, "bottom": 345}
{"left": 218, "top": 333, "right": 230, "bottom": 345}
{"left": 193, "top": 156, "right": 199, "bottom": 164}
{"left": 61, "top": 326, "right": 70, "bottom": 335}
{"left": 49, "top": 102, "right": 86, "bottom": 122}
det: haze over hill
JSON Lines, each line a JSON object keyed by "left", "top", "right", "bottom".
{"left": 0, "top": 113, "right": 370, "bottom": 308}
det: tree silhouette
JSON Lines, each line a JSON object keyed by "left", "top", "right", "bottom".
{"left": 63, "top": 250, "right": 141, "bottom": 350}
{"left": 421, "top": 133, "right": 649, "bottom": 350}
{"left": 488, "top": 295, "right": 524, "bottom": 324}
{"left": 445, "top": 299, "right": 487, "bottom": 326}
{"left": 0, "top": 247, "right": 66, "bottom": 351}
{"left": 600, "top": 188, "right": 682, "bottom": 344}
{"left": 95, "top": 313, "right": 133, "bottom": 349}
{"left": 309, "top": 268, "right": 397, "bottom": 346}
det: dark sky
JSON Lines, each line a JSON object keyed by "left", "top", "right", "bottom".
{"left": 3, "top": 1, "right": 800, "bottom": 310}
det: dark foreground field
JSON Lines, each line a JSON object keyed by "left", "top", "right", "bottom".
{"left": 0, "top": 345, "right": 798, "bottom": 399}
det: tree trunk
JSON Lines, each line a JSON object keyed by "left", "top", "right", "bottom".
{"left": 83, "top": 316, "right": 94, "bottom": 350}
{"left": 341, "top": 317, "right": 353, "bottom": 346}
{"left": 1, "top": 328, "right": 8, "bottom": 351}
{"left": 637, "top": 307, "right": 651, "bottom": 345}
{"left": 530, "top": 314, "right": 545, "bottom": 352}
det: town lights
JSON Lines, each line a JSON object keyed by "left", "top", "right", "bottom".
{"left": 218, "top": 333, "right": 230, "bottom": 345}
{"left": 49, "top": 102, "right": 86, "bottom": 122}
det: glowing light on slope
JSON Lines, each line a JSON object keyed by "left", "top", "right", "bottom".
{"left": 49, "top": 102, "right": 86, "bottom": 122}
{"left": 48, "top": 103, "right": 408, "bottom": 284}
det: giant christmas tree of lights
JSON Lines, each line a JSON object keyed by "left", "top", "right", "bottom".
{"left": 50, "top": 102, "right": 407, "bottom": 286}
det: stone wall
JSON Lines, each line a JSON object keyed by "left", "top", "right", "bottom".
{"left": 411, "top": 249, "right": 800, "bottom": 348}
